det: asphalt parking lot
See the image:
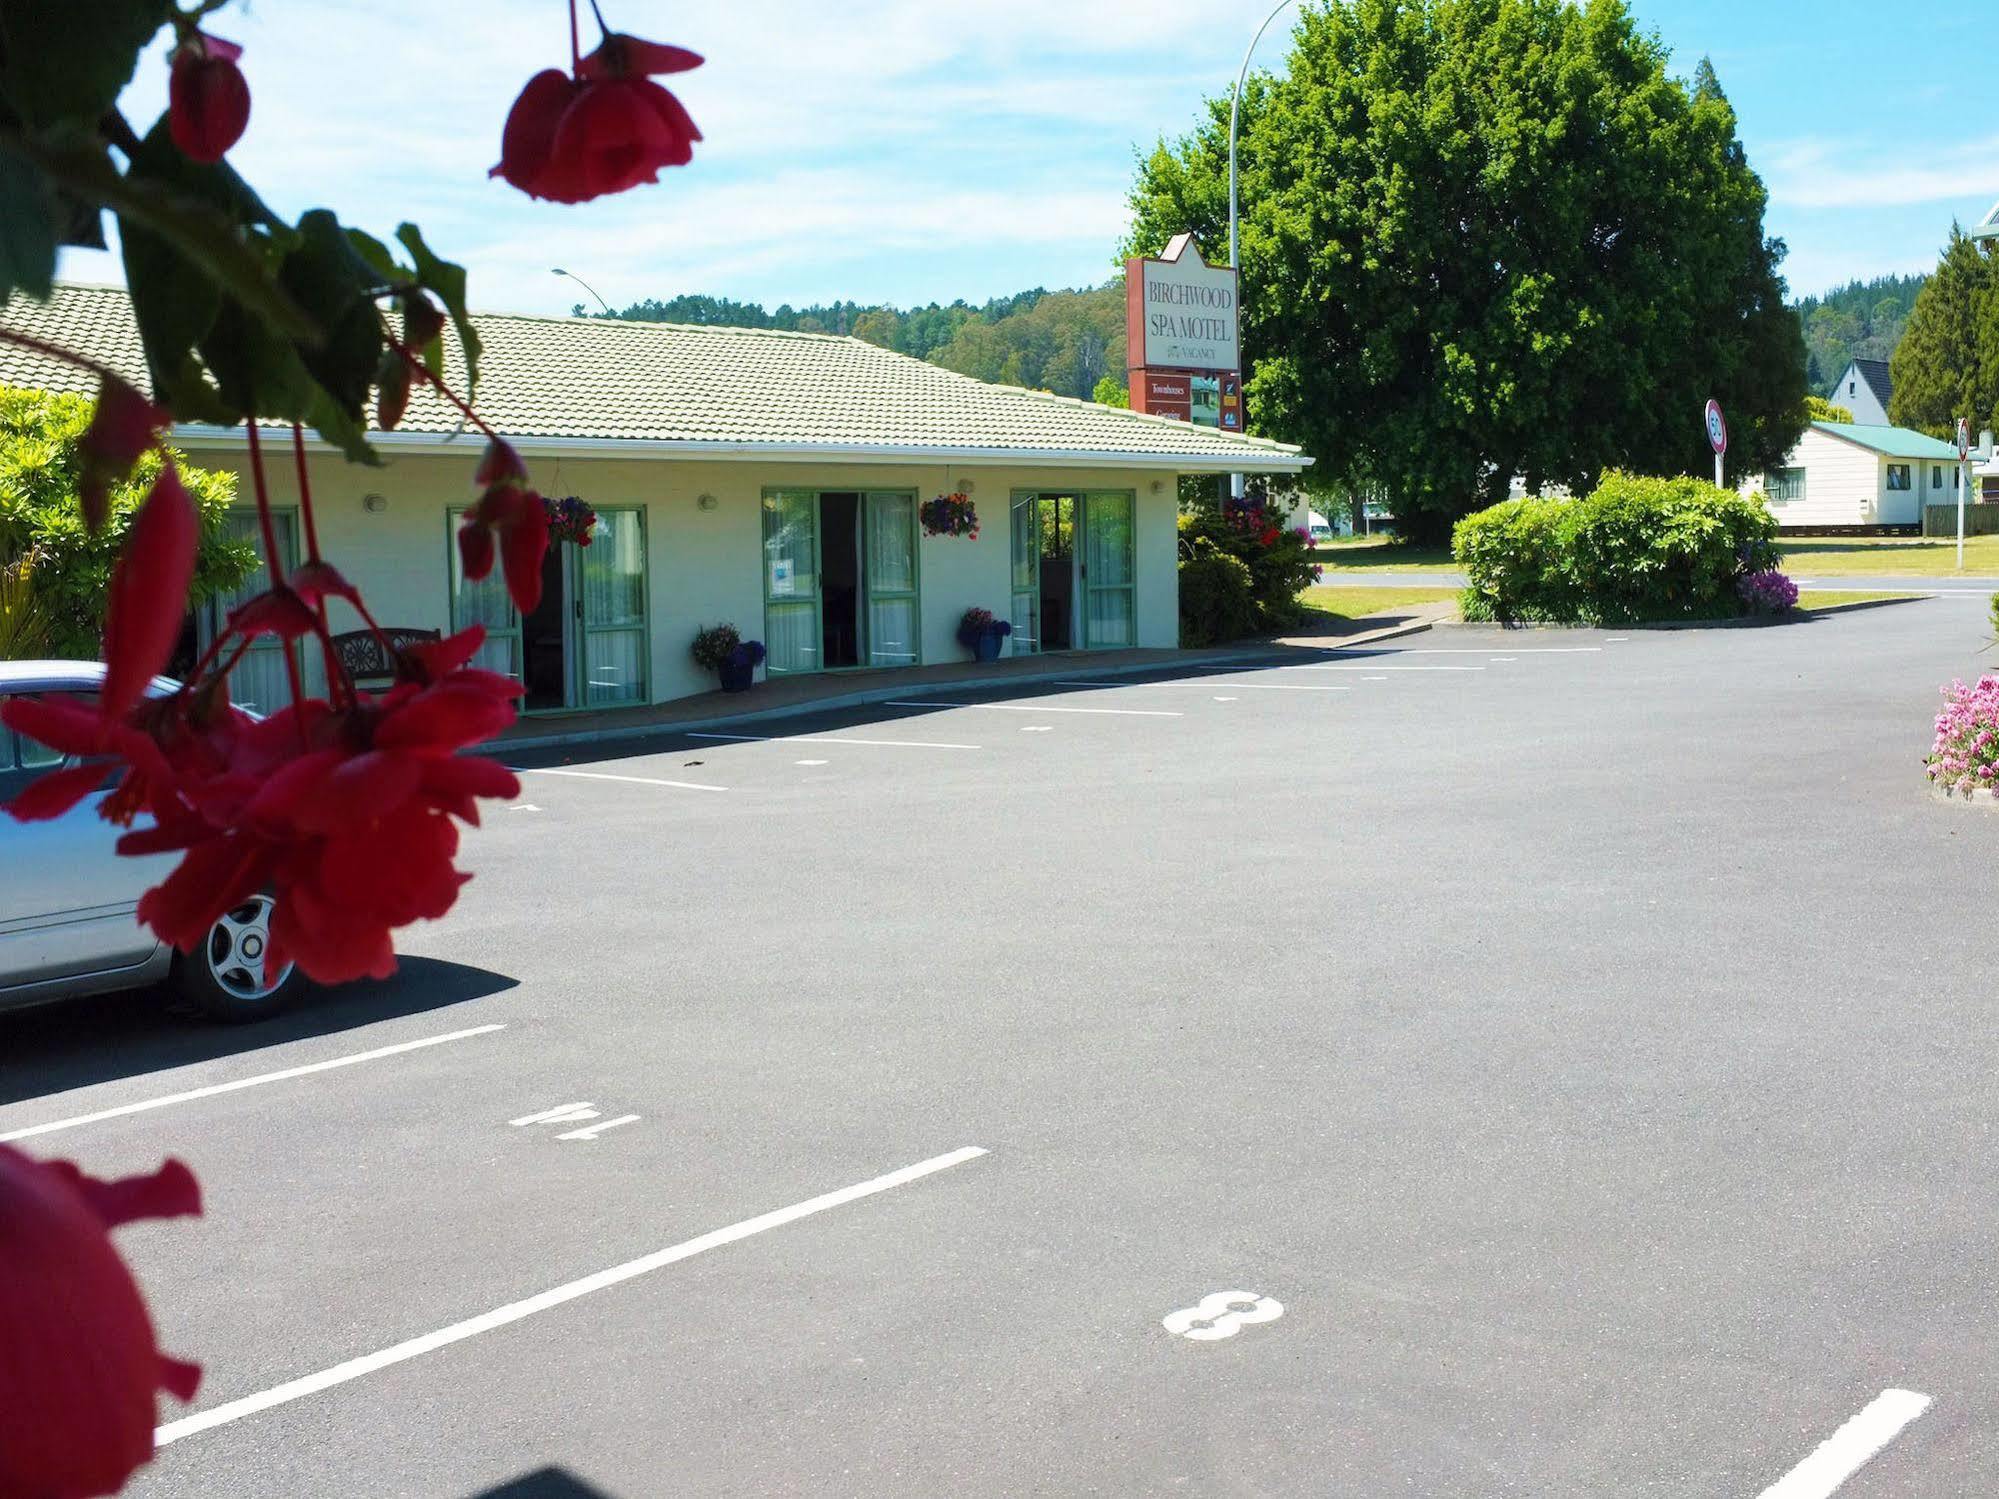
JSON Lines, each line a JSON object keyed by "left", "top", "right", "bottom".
{"left": 4, "top": 593, "right": 1996, "bottom": 1499}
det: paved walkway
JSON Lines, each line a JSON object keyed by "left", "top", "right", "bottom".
{"left": 494, "top": 603, "right": 1455, "bottom": 752}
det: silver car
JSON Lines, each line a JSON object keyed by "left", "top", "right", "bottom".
{"left": 0, "top": 660, "right": 303, "bottom": 1022}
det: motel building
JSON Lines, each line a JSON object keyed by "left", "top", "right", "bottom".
{"left": 0, "top": 284, "right": 1308, "bottom": 715}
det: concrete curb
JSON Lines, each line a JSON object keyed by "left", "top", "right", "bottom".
{"left": 1930, "top": 783, "right": 1999, "bottom": 806}
{"left": 498, "top": 616, "right": 1437, "bottom": 755}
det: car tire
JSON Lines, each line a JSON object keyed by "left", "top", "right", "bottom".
{"left": 172, "top": 893, "right": 305, "bottom": 1023}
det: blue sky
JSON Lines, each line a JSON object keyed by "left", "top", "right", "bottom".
{"left": 56, "top": 0, "right": 1999, "bottom": 318}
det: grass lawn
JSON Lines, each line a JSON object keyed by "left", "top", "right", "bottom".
{"left": 1308, "top": 538, "right": 1458, "bottom": 573}
{"left": 1300, "top": 585, "right": 1460, "bottom": 619}
{"left": 1795, "top": 590, "right": 1924, "bottom": 612}
{"left": 1776, "top": 535, "right": 1999, "bottom": 577}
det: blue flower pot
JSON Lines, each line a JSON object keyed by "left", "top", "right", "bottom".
{"left": 974, "top": 632, "right": 1003, "bottom": 663}
{"left": 719, "top": 659, "right": 755, "bottom": 693}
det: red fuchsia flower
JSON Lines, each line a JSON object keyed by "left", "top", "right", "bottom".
{"left": 1, "top": 625, "right": 524, "bottom": 987}
{"left": 101, "top": 462, "right": 198, "bottom": 720}
{"left": 490, "top": 18, "right": 701, "bottom": 203}
{"left": 77, "top": 375, "right": 168, "bottom": 534}
{"left": 456, "top": 439, "right": 550, "bottom": 613}
{"left": 167, "top": 31, "right": 251, "bottom": 163}
{"left": 0, "top": 1146, "right": 201, "bottom": 1499}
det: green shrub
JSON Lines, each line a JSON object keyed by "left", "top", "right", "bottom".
{"left": 1453, "top": 496, "right": 1576, "bottom": 622}
{"left": 1178, "top": 546, "right": 1257, "bottom": 645}
{"left": 1453, "top": 473, "right": 1779, "bottom": 625}
{"left": 0, "top": 384, "right": 255, "bottom": 658}
{"left": 1178, "top": 498, "right": 1319, "bottom": 631}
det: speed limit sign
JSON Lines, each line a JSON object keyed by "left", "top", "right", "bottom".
{"left": 1705, "top": 399, "right": 1728, "bottom": 455}
{"left": 1959, "top": 417, "right": 1972, "bottom": 460}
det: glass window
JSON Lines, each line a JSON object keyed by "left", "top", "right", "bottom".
{"left": 1886, "top": 464, "right": 1912, "bottom": 491}
{"left": 1764, "top": 468, "right": 1804, "bottom": 503}
{"left": 1933, "top": 465, "right": 1944, "bottom": 490}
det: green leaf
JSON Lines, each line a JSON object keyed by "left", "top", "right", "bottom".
{"left": 0, "top": 0, "right": 172, "bottom": 129}
{"left": 29, "top": 122, "right": 318, "bottom": 346}
{"left": 279, "top": 208, "right": 387, "bottom": 416}
{"left": 120, "top": 210, "right": 230, "bottom": 418}
{"left": 198, "top": 296, "right": 314, "bottom": 420}
{"left": 0, "top": 142, "right": 57, "bottom": 299}
{"left": 394, "top": 222, "right": 480, "bottom": 396}
{"left": 303, "top": 384, "right": 380, "bottom": 467}
{"left": 344, "top": 227, "right": 405, "bottom": 285}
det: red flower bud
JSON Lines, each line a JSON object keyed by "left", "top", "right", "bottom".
{"left": 167, "top": 32, "right": 250, "bottom": 163}
{"left": 101, "top": 463, "right": 197, "bottom": 720}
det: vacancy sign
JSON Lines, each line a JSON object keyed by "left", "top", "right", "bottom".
{"left": 1126, "top": 233, "right": 1243, "bottom": 430}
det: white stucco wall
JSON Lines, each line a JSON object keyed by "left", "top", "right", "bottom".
{"left": 1745, "top": 428, "right": 1884, "bottom": 527}
{"left": 175, "top": 439, "right": 1191, "bottom": 709}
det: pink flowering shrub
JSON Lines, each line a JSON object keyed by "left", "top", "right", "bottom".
{"left": 1926, "top": 676, "right": 1999, "bottom": 794}
{"left": 1737, "top": 568, "right": 1798, "bottom": 614}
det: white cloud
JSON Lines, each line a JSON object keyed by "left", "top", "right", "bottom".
{"left": 58, "top": 0, "right": 1243, "bottom": 313}
{"left": 1764, "top": 136, "right": 1999, "bottom": 210}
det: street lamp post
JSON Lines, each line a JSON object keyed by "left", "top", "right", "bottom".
{"left": 1226, "top": 0, "right": 1299, "bottom": 505}
{"left": 552, "top": 266, "right": 613, "bottom": 316}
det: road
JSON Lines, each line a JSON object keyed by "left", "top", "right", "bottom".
{"left": 3, "top": 592, "right": 1995, "bottom": 1498}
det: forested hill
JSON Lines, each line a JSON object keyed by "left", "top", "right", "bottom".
{"left": 1795, "top": 273, "right": 1927, "bottom": 395}
{"left": 591, "top": 269, "right": 1922, "bottom": 407}
{"left": 581, "top": 284, "right": 1126, "bottom": 403}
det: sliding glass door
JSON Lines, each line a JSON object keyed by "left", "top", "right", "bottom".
{"left": 864, "top": 491, "right": 919, "bottom": 667}
{"left": 762, "top": 489, "right": 820, "bottom": 676}
{"left": 1009, "top": 493, "right": 1041, "bottom": 654}
{"left": 210, "top": 509, "right": 302, "bottom": 712}
{"left": 581, "top": 508, "right": 648, "bottom": 706}
{"left": 1083, "top": 491, "right": 1135, "bottom": 648}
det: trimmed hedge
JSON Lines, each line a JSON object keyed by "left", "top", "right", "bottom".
{"left": 1454, "top": 474, "right": 1779, "bottom": 625}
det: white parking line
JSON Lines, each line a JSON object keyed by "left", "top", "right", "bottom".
{"left": 1058, "top": 679, "right": 1351, "bottom": 693}
{"left": 154, "top": 1145, "right": 989, "bottom": 1447}
{"left": 1293, "top": 664, "right": 1485, "bottom": 672}
{"left": 1754, "top": 1389, "right": 1931, "bottom": 1499}
{"left": 688, "top": 732, "right": 980, "bottom": 750}
{"left": 516, "top": 768, "right": 728, "bottom": 793}
{"left": 887, "top": 699, "right": 1182, "bottom": 718}
{"left": 0, "top": 1026, "right": 507, "bottom": 1143}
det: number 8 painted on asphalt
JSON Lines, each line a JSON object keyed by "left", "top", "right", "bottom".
{"left": 1162, "top": 1291, "right": 1284, "bottom": 1341}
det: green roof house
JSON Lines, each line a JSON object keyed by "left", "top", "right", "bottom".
{"left": 1746, "top": 420, "right": 1968, "bottom": 530}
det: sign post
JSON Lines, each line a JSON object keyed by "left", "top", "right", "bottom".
{"left": 1958, "top": 417, "right": 1971, "bottom": 571}
{"left": 1704, "top": 399, "right": 1728, "bottom": 489}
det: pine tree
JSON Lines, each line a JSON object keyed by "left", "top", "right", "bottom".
{"left": 1889, "top": 225, "right": 1996, "bottom": 437}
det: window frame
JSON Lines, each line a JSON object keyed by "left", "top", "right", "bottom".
{"left": 1885, "top": 463, "right": 1912, "bottom": 492}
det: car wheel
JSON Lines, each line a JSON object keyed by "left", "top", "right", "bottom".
{"left": 173, "top": 894, "right": 303, "bottom": 1023}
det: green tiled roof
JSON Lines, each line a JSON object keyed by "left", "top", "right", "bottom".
{"left": 0, "top": 282, "right": 1308, "bottom": 471}
{"left": 1812, "top": 421, "right": 1963, "bottom": 460}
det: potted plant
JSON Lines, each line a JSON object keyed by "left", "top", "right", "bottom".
{"left": 956, "top": 606, "right": 1013, "bottom": 663}
{"left": 921, "top": 492, "right": 979, "bottom": 539}
{"left": 543, "top": 495, "right": 598, "bottom": 546}
{"left": 692, "top": 624, "right": 767, "bottom": 692}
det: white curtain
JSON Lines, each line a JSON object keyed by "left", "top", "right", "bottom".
{"left": 1085, "top": 494, "right": 1135, "bottom": 648}
{"left": 1010, "top": 497, "right": 1040, "bottom": 654}
{"left": 866, "top": 494, "right": 917, "bottom": 666}
{"left": 765, "top": 604, "right": 819, "bottom": 675}
{"left": 763, "top": 491, "right": 819, "bottom": 674}
{"left": 213, "top": 510, "right": 305, "bottom": 712}
{"left": 583, "top": 510, "right": 647, "bottom": 705}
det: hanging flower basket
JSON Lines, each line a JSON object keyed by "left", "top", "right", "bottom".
{"left": 921, "top": 492, "right": 979, "bottom": 539}
{"left": 543, "top": 495, "right": 597, "bottom": 546}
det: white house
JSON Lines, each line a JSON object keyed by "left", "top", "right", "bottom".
{"left": 1745, "top": 421, "right": 1967, "bottom": 529}
{"left": 0, "top": 284, "right": 1312, "bottom": 714}
{"left": 1829, "top": 358, "right": 1894, "bottom": 426}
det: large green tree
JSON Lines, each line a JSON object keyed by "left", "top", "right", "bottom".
{"left": 1888, "top": 225, "right": 1997, "bottom": 438}
{"left": 1125, "top": 0, "right": 1806, "bottom": 543}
